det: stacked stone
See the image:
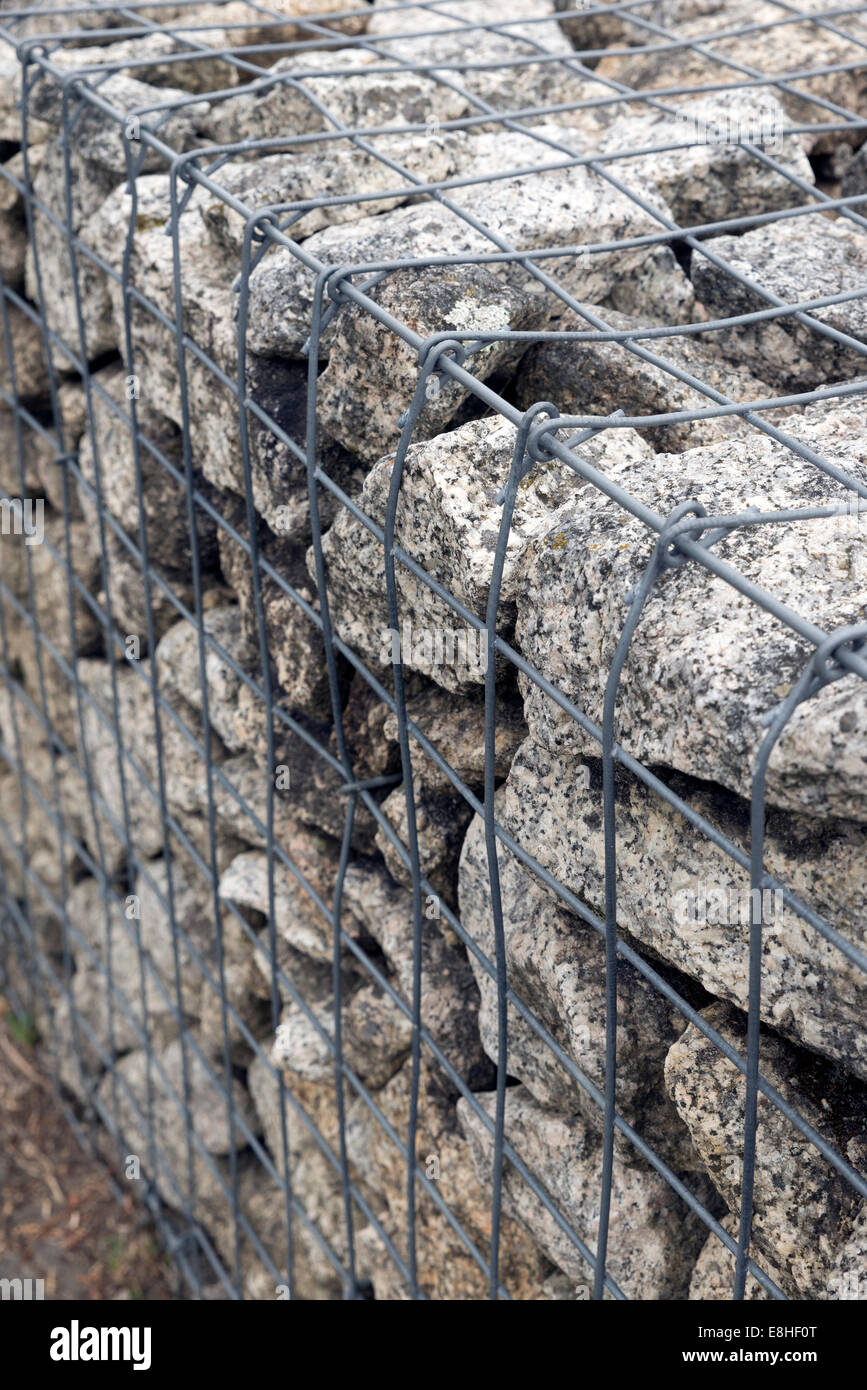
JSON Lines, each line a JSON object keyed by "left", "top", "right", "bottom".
{"left": 0, "top": 0, "right": 865, "bottom": 1300}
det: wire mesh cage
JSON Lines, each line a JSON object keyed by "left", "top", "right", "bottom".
{"left": 0, "top": 0, "right": 866, "bottom": 1302}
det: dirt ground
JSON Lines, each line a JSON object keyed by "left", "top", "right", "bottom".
{"left": 0, "top": 997, "right": 176, "bottom": 1301}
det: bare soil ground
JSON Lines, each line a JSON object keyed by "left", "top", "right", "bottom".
{"left": 0, "top": 997, "right": 176, "bottom": 1301}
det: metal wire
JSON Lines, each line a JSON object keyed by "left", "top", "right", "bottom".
{"left": 0, "top": 0, "right": 866, "bottom": 1301}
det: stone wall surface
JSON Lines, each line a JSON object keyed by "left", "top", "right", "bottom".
{"left": 0, "top": 0, "right": 865, "bottom": 1303}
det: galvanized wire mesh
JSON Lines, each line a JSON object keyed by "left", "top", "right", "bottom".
{"left": 0, "top": 0, "right": 866, "bottom": 1301}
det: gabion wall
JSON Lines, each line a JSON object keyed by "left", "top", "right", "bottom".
{"left": 1, "top": 0, "right": 866, "bottom": 1301}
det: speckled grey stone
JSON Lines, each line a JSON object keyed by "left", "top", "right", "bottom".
{"left": 343, "top": 859, "right": 493, "bottom": 1090}
{"left": 246, "top": 133, "right": 694, "bottom": 358}
{"left": 458, "top": 1084, "right": 708, "bottom": 1298}
{"left": 202, "top": 46, "right": 469, "bottom": 146}
{"left": 218, "top": 837, "right": 348, "bottom": 966}
{"left": 89, "top": 177, "right": 236, "bottom": 492}
{"left": 24, "top": 135, "right": 125, "bottom": 362}
{"left": 0, "top": 149, "right": 40, "bottom": 288}
{"left": 0, "top": 506, "right": 38, "bottom": 620}
{"left": 338, "top": 671, "right": 403, "bottom": 789}
{"left": 348, "top": 1060, "right": 550, "bottom": 1300}
{"left": 459, "top": 805, "right": 701, "bottom": 1169}
{"left": 92, "top": 525, "right": 208, "bottom": 647}
{"left": 26, "top": 70, "right": 209, "bottom": 175}
{"left": 90, "top": 176, "right": 363, "bottom": 536}
{"left": 514, "top": 303, "right": 782, "bottom": 451}
{"left": 6, "top": 0, "right": 866, "bottom": 1303}
{"left": 0, "top": 689, "right": 116, "bottom": 893}
{"left": 367, "top": 0, "right": 592, "bottom": 122}
{"left": 204, "top": 750, "right": 324, "bottom": 855}
{"left": 5, "top": 22, "right": 237, "bottom": 101}
{"left": 498, "top": 738, "right": 867, "bottom": 1078}
{"left": 24, "top": 377, "right": 89, "bottom": 514}
{"left": 10, "top": 511, "right": 103, "bottom": 752}
{"left": 96, "top": 1037, "right": 258, "bottom": 1198}
{"left": 63, "top": 862, "right": 244, "bottom": 1053}
{"left": 594, "top": 2, "right": 867, "bottom": 156}
{"left": 0, "top": 756, "right": 52, "bottom": 903}
{"left": 89, "top": 175, "right": 238, "bottom": 479}
{"left": 381, "top": 682, "right": 528, "bottom": 794}
{"left": 666, "top": 1001, "right": 867, "bottom": 1298}
{"left": 689, "top": 1213, "right": 778, "bottom": 1301}
{"left": 214, "top": 670, "right": 397, "bottom": 857}
{"left": 197, "top": 135, "right": 461, "bottom": 251}
{"left": 52, "top": 984, "right": 179, "bottom": 1107}
{"left": 535, "top": 1270, "right": 588, "bottom": 1300}
{"left": 0, "top": 740, "right": 92, "bottom": 904}
{"left": 1, "top": 0, "right": 143, "bottom": 40}
{"left": 0, "top": 299, "right": 51, "bottom": 402}
{"left": 77, "top": 365, "right": 220, "bottom": 576}
{"left": 0, "top": 49, "right": 53, "bottom": 144}
{"left": 62, "top": 878, "right": 147, "bottom": 1049}
{"left": 198, "top": 1154, "right": 345, "bottom": 1301}
{"left": 374, "top": 782, "right": 474, "bottom": 907}
{"left": 592, "top": 92, "right": 814, "bottom": 228}
{"left": 139, "top": 863, "right": 270, "bottom": 1067}
{"left": 316, "top": 263, "right": 539, "bottom": 464}
{"left": 317, "top": 414, "right": 653, "bottom": 693}
{"left": 0, "top": 505, "right": 99, "bottom": 650}
{"left": 245, "top": 1054, "right": 361, "bottom": 1299}
{"left": 156, "top": 607, "right": 253, "bottom": 754}
{"left": 516, "top": 392, "right": 867, "bottom": 821}
{"left": 0, "top": 387, "right": 83, "bottom": 515}
{"left": 555, "top": 0, "right": 735, "bottom": 51}
{"left": 273, "top": 984, "right": 412, "bottom": 1091}
{"left": 691, "top": 218, "right": 867, "bottom": 389}
{"left": 247, "top": 924, "right": 340, "bottom": 1013}
{"left": 214, "top": 472, "right": 347, "bottom": 722}
{"left": 74, "top": 658, "right": 228, "bottom": 872}
{"left": 825, "top": 1206, "right": 867, "bottom": 1301}
{"left": 228, "top": 356, "right": 365, "bottom": 543}
{"left": 190, "top": 0, "right": 367, "bottom": 50}
{"left": 206, "top": 686, "right": 381, "bottom": 851}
